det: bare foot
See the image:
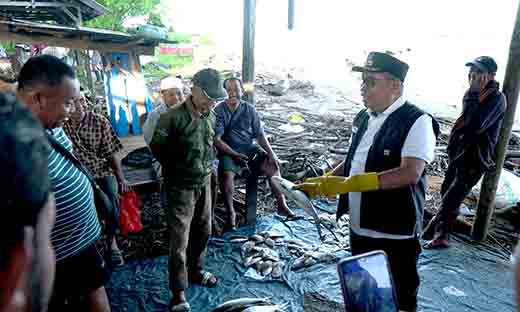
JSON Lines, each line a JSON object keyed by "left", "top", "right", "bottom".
{"left": 277, "top": 205, "right": 296, "bottom": 218}
{"left": 226, "top": 212, "right": 237, "bottom": 231}
{"left": 424, "top": 238, "right": 449, "bottom": 250}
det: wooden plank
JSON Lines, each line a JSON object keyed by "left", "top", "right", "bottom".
{"left": 0, "top": 28, "right": 149, "bottom": 53}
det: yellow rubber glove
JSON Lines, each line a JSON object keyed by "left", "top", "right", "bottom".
{"left": 294, "top": 173, "right": 380, "bottom": 198}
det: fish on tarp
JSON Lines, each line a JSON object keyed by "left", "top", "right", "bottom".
{"left": 212, "top": 297, "right": 272, "bottom": 312}
{"left": 271, "top": 176, "right": 323, "bottom": 239}
{"left": 242, "top": 303, "right": 288, "bottom": 312}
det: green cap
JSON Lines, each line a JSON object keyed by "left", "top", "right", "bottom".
{"left": 192, "top": 68, "right": 227, "bottom": 101}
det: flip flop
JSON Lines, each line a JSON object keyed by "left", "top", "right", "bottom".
{"left": 170, "top": 302, "right": 191, "bottom": 312}
{"left": 110, "top": 249, "right": 125, "bottom": 267}
{"left": 283, "top": 214, "right": 305, "bottom": 222}
{"left": 423, "top": 239, "right": 450, "bottom": 250}
{"left": 189, "top": 270, "right": 218, "bottom": 288}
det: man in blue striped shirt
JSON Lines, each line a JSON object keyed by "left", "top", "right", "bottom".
{"left": 18, "top": 55, "right": 111, "bottom": 312}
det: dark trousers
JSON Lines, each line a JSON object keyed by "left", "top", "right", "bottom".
{"left": 350, "top": 232, "right": 421, "bottom": 312}
{"left": 424, "top": 161, "right": 484, "bottom": 240}
{"left": 165, "top": 180, "right": 212, "bottom": 290}
{"left": 95, "top": 175, "right": 120, "bottom": 241}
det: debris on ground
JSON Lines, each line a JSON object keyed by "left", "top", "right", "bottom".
{"left": 111, "top": 71, "right": 520, "bottom": 263}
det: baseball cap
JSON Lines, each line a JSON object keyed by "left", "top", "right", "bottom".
{"left": 352, "top": 52, "right": 409, "bottom": 82}
{"left": 192, "top": 68, "right": 227, "bottom": 101}
{"left": 465, "top": 56, "right": 498, "bottom": 74}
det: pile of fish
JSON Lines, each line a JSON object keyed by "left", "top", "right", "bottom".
{"left": 212, "top": 297, "right": 288, "bottom": 312}
{"left": 237, "top": 231, "right": 286, "bottom": 278}
{"left": 235, "top": 216, "right": 350, "bottom": 275}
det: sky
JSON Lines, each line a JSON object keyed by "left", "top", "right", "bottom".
{"left": 162, "top": 0, "right": 518, "bottom": 118}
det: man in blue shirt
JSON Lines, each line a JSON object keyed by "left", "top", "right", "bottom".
{"left": 214, "top": 78, "right": 295, "bottom": 230}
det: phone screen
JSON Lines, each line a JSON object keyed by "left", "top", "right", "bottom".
{"left": 338, "top": 252, "right": 398, "bottom": 312}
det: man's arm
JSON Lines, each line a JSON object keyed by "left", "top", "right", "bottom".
{"left": 330, "top": 161, "right": 345, "bottom": 176}
{"left": 464, "top": 92, "right": 506, "bottom": 140}
{"left": 97, "top": 114, "right": 130, "bottom": 192}
{"left": 257, "top": 134, "right": 276, "bottom": 158}
{"left": 109, "top": 154, "right": 130, "bottom": 192}
{"left": 377, "top": 157, "right": 426, "bottom": 190}
{"left": 149, "top": 112, "right": 173, "bottom": 165}
{"left": 214, "top": 135, "right": 247, "bottom": 160}
{"left": 296, "top": 115, "right": 436, "bottom": 197}
{"left": 142, "top": 110, "right": 160, "bottom": 146}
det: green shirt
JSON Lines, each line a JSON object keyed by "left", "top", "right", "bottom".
{"left": 150, "top": 97, "right": 215, "bottom": 189}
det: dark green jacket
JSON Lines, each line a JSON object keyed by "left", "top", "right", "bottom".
{"left": 150, "top": 97, "right": 215, "bottom": 189}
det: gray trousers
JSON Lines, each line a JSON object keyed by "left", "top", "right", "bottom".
{"left": 165, "top": 180, "right": 212, "bottom": 290}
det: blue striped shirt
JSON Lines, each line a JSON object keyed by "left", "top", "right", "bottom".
{"left": 48, "top": 128, "right": 101, "bottom": 262}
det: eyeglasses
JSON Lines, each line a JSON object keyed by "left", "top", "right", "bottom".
{"left": 362, "top": 76, "right": 389, "bottom": 88}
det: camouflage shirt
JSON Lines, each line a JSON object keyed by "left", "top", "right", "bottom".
{"left": 150, "top": 97, "right": 215, "bottom": 189}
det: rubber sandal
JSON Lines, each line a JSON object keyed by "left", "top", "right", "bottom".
{"left": 190, "top": 270, "right": 218, "bottom": 288}
{"left": 423, "top": 239, "right": 450, "bottom": 250}
{"left": 170, "top": 302, "right": 191, "bottom": 312}
{"left": 111, "top": 249, "right": 125, "bottom": 267}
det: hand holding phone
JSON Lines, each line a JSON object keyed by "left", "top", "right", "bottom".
{"left": 337, "top": 251, "right": 398, "bottom": 312}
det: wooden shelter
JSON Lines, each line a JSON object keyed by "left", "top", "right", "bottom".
{"left": 0, "top": 0, "right": 105, "bottom": 26}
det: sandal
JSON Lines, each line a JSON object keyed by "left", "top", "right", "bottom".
{"left": 423, "top": 238, "right": 450, "bottom": 250}
{"left": 169, "top": 302, "right": 191, "bottom": 312}
{"left": 110, "top": 248, "right": 125, "bottom": 267}
{"left": 189, "top": 270, "right": 218, "bottom": 288}
{"left": 283, "top": 214, "right": 305, "bottom": 222}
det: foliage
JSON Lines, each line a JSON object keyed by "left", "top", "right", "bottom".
{"left": 87, "top": 0, "right": 161, "bottom": 31}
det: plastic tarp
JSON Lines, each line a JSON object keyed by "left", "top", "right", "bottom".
{"left": 106, "top": 207, "right": 515, "bottom": 312}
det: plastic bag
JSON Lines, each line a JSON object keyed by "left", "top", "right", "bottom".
{"left": 119, "top": 190, "right": 143, "bottom": 236}
{"left": 469, "top": 169, "right": 520, "bottom": 210}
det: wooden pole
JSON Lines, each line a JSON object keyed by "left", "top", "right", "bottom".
{"left": 242, "top": 0, "right": 256, "bottom": 104}
{"left": 471, "top": 2, "right": 520, "bottom": 241}
{"left": 288, "top": 0, "right": 295, "bottom": 30}
{"left": 83, "top": 50, "right": 96, "bottom": 100}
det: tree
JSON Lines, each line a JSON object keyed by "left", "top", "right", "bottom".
{"left": 87, "top": 0, "right": 161, "bottom": 31}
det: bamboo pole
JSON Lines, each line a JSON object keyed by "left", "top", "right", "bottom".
{"left": 242, "top": 0, "right": 256, "bottom": 104}
{"left": 471, "top": 1, "right": 520, "bottom": 241}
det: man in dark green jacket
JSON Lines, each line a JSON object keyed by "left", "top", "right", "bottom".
{"left": 150, "top": 68, "right": 226, "bottom": 312}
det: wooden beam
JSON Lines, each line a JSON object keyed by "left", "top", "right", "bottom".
{"left": 471, "top": 2, "right": 520, "bottom": 241}
{"left": 61, "top": 7, "right": 80, "bottom": 26}
{"left": 0, "top": 28, "right": 155, "bottom": 54}
{"left": 242, "top": 0, "right": 256, "bottom": 104}
{"left": 0, "top": 2, "right": 77, "bottom": 8}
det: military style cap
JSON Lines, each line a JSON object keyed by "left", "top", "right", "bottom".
{"left": 352, "top": 52, "right": 409, "bottom": 82}
{"left": 465, "top": 56, "right": 498, "bottom": 74}
{"left": 192, "top": 68, "right": 227, "bottom": 100}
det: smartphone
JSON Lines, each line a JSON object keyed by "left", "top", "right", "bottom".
{"left": 337, "top": 250, "right": 398, "bottom": 312}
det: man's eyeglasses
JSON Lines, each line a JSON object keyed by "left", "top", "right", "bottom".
{"left": 362, "top": 76, "right": 389, "bottom": 88}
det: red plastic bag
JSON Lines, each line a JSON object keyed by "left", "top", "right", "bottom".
{"left": 119, "top": 190, "right": 143, "bottom": 236}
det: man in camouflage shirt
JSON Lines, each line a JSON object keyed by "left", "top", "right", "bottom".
{"left": 150, "top": 68, "right": 226, "bottom": 312}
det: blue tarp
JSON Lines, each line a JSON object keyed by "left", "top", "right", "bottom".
{"left": 106, "top": 208, "right": 515, "bottom": 312}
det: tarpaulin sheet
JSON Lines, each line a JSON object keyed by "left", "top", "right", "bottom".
{"left": 106, "top": 207, "right": 515, "bottom": 312}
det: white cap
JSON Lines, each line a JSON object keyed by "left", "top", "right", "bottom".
{"left": 160, "top": 76, "right": 183, "bottom": 91}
